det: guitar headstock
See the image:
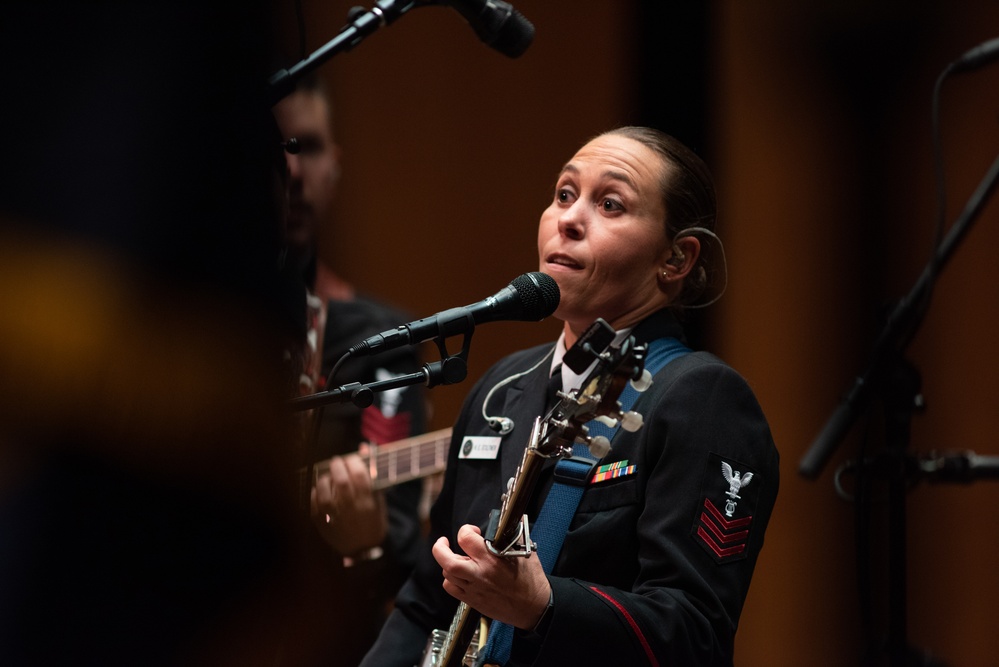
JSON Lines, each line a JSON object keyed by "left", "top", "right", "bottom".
{"left": 537, "top": 319, "right": 650, "bottom": 460}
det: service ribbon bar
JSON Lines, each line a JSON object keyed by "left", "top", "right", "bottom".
{"left": 591, "top": 459, "right": 636, "bottom": 484}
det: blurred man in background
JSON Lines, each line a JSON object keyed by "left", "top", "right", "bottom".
{"left": 273, "top": 73, "right": 428, "bottom": 666}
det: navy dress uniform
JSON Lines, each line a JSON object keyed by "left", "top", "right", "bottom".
{"left": 361, "top": 308, "right": 779, "bottom": 667}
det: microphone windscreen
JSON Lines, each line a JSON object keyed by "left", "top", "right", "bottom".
{"left": 491, "top": 7, "right": 534, "bottom": 58}
{"left": 510, "top": 272, "right": 560, "bottom": 320}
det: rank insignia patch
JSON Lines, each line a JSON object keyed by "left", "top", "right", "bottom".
{"left": 691, "top": 453, "right": 761, "bottom": 564}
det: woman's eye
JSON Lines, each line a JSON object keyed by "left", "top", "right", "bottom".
{"left": 602, "top": 198, "right": 623, "bottom": 212}
{"left": 557, "top": 188, "right": 574, "bottom": 203}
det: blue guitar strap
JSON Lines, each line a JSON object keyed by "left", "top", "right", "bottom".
{"left": 477, "top": 336, "right": 690, "bottom": 666}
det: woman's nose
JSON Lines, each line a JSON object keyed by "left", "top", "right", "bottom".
{"left": 557, "top": 202, "right": 586, "bottom": 240}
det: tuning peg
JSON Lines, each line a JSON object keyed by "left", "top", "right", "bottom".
{"left": 620, "top": 411, "right": 643, "bottom": 432}
{"left": 594, "top": 415, "right": 618, "bottom": 428}
{"left": 631, "top": 369, "right": 653, "bottom": 392}
{"left": 588, "top": 435, "right": 611, "bottom": 458}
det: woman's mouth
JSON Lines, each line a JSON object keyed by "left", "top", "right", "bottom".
{"left": 545, "top": 253, "right": 582, "bottom": 270}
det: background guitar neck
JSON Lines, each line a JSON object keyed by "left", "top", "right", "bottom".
{"left": 306, "top": 427, "right": 452, "bottom": 491}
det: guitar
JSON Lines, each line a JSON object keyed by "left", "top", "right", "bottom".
{"left": 420, "top": 320, "right": 650, "bottom": 667}
{"left": 301, "top": 427, "right": 453, "bottom": 492}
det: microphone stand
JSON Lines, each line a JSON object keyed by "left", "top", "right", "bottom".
{"left": 267, "top": 0, "right": 420, "bottom": 106}
{"left": 288, "top": 327, "right": 475, "bottom": 412}
{"left": 799, "top": 150, "right": 999, "bottom": 480}
{"left": 799, "top": 151, "right": 999, "bottom": 667}
{"left": 287, "top": 356, "right": 468, "bottom": 412}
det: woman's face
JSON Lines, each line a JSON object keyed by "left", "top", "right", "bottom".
{"left": 538, "top": 133, "right": 671, "bottom": 337}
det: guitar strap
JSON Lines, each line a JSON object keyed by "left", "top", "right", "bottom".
{"left": 477, "top": 336, "right": 690, "bottom": 666}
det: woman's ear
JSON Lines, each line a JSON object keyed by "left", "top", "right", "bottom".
{"left": 661, "top": 235, "right": 701, "bottom": 281}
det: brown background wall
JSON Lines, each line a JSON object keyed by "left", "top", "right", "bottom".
{"left": 276, "top": 1, "right": 999, "bottom": 665}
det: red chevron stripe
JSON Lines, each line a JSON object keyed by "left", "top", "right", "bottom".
{"left": 697, "top": 526, "right": 746, "bottom": 559}
{"left": 700, "top": 512, "right": 749, "bottom": 543}
{"left": 703, "top": 498, "right": 752, "bottom": 529}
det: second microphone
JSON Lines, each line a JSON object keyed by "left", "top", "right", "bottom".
{"left": 347, "top": 272, "right": 560, "bottom": 357}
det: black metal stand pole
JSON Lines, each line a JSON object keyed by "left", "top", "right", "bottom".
{"left": 883, "top": 355, "right": 920, "bottom": 667}
{"left": 267, "top": 0, "right": 417, "bottom": 105}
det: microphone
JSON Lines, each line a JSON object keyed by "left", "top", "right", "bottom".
{"left": 349, "top": 271, "right": 559, "bottom": 357}
{"left": 952, "top": 36, "right": 999, "bottom": 73}
{"left": 917, "top": 451, "right": 999, "bottom": 483}
{"left": 443, "top": 0, "right": 535, "bottom": 58}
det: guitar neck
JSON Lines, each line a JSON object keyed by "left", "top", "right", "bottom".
{"left": 306, "top": 427, "right": 452, "bottom": 491}
{"left": 491, "top": 447, "right": 545, "bottom": 550}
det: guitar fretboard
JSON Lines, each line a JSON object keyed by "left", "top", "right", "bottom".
{"left": 305, "top": 428, "right": 452, "bottom": 491}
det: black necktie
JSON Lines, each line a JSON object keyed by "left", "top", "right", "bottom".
{"left": 546, "top": 364, "right": 563, "bottom": 411}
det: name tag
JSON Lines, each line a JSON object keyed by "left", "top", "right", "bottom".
{"left": 458, "top": 436, "right": 501, "bottom": 460}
